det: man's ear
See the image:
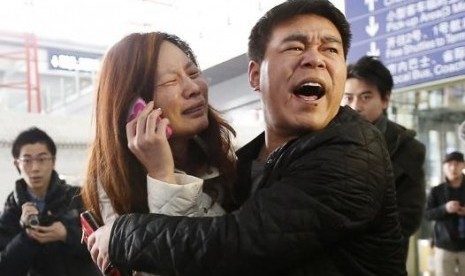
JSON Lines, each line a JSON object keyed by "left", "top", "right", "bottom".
{"left": 13, "top": 160, "right": 20, "bottom": 174}
{"left": 383, "top": 92, "right": 391, "bottom": 109}
{"left": 248, "top": 60, "right": 260, "bottom": 92}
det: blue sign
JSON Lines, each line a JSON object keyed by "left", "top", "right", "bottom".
{"left": 346, "top": 0, "right": 465, "bottom": 89}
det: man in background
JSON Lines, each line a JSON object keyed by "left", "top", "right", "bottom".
{"left": 425, "top": 151, "right": 465, "bottom": 276}
{"left": 343, "top": 55, "right": 426, "bottom": 261}
{"left": 0, "top": 127, "right": 100, "bottom": 275}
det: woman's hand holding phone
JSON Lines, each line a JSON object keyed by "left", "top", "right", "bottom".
{"left": 126, "top": 99, "right": 176, "bottom": 184}
{"left": 127, "top": 98, "right": 173, "bottom": 137}
{"left": 81, "top": 211, "right": 120, "bottom": 276}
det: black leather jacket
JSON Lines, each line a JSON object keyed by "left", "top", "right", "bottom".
{"left": 0, "top": 171, "right": 101, "bottom": 276}
{"left": 109, "top": 106, "right": 406, "bottom": 276}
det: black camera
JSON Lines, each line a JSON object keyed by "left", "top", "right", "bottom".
{"left": 27, "top": 214, "right": 56, "bottom": 227}
{"left": 28, "top": 214, "right": 40, "bottom": 227}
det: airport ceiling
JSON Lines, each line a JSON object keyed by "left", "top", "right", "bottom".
{"left": 0, "top": 0, "right": 345, "bottom": 94}
{"left": 0, "top": 0, "right": 287, "bottom": 69}
{"left": 0, "top": 0, "right": 344, "bottom": 68}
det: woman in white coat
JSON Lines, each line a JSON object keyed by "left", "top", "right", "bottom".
{"left": 82, "top": 32, "right": 236, "bottom": 275}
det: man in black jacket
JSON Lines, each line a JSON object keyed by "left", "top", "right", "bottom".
{"left": 342, "top": 55, "right": 426, "bottom": 261}
{"left": 88, "top": 1, "right": 406, "bottom": 275}
{"left": 0, "top": 127, "right": 101, "bottom": 276}
{"left": 425, "top": 151, "right": 465, "bottom": 276}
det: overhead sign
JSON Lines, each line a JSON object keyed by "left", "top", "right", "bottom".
{"left": 47, "top": 48, "right": 102, "bottom": 72}
{"left": 346, "top": 0, "right": 465, "bottom": 89}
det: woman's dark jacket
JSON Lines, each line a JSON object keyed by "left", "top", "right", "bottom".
{"left": 377, "top": 115, "right": 426, "bottom": 239}
{"left": 424, "top": 176, "right": 465, "bottom": 251}
{"left": 109, "top": 106, "right": 406, "bottom": 276}
{"left": 0, "top": 171, "right": 101, "bottom": 276}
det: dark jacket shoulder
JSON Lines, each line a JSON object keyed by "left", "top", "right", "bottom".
{"left": 0, "top": 171, "right": 100, "bottom": 276}
{"left": 109, "top": 107, "right": 406, "bottom": 276}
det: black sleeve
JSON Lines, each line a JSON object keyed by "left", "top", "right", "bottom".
{"left": 393, "top": 138, "right": 426, "bottom": 237}
{"left": 59, "top": 186, "right": 93, "bottom": 258}
{"left": 108, "top": 123, "right": 401, "bottom": 275}
{"left": 425, "top": 186, "right": 449, "bottom": 221}
{"left": 0, "top": 195, "right": 39, "bottom": 275}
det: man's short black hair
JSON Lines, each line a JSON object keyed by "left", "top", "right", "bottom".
{"left": 248, "top": 0, "right": 352, "bottom": 63}
{"left": 347, "top": 56, "right": 394, "bottom": 101}
{"left": 11, "top": 127, "right": 57, "bottom": 159}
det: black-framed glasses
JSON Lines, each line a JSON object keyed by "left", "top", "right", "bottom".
{"left": 16, "top": 156, "right": 54, "bottom": 167}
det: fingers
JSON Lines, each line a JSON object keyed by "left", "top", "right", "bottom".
{"left": 145, "top": 107, "right": 159, "bottom": 139}
{"left": 135, "top": 101, "right": 154, "bottom": 136}
{"left": 32, "top": 225, "right": 46, "bottom": 232}
{"left": 156, "top": 116, "right": 172, "bottom": 138}
{"left": 27, "top": 227, "right": 50, "bottom": 243}
{"left": 87, "top": 232, "right": 96, "bottom": 252}
{"left": 126, "top": 102, "right": 168, "bottom": 147}
{"left": 146, "top": 108, "right": 170, "bottom": 138}
{"left": 97, "top": 253, "right": 110, "bottom": 273}
{"left": 88, "top": 237, "right": 99, "bottom": 266}
{"left": 21, "top": 202, "right": 37, "bottom": 210}
{"left": 126, "top": 101, "right": 154, "bottom": 141}
{"left": 87, "top": 231, "right": 110, "bottom": 273}
{"left": 21, "top": 202, "right": 39, "bottom": 219}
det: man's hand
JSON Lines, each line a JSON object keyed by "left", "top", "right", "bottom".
{"left": 446, "top": 200, "right": 461, "bottom": 213}
{"left": 26, "top": 221, "right": 67, "bottom": 243}
{"left": 20, "top": 202, "right": 39, "bottom": 227}
{"left": 457, "top": 206, "right": 465, "bottom": 216}
{"left": 87, "top": 221, "right": 114, "bottom": 273}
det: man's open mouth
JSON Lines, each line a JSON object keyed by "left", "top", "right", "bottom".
{"left": 293, "top": 82, "right": 325, "bottom": 101}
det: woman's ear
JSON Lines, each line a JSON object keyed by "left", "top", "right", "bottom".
{"left": 248, "top": 60, "right": 260, "bottom": 92}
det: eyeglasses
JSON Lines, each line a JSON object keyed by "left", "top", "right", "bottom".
{"left": 16, "top": 156, "right": 54, "bottom": 167}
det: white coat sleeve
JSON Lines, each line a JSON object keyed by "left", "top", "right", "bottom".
{"left": 147, "top": 173, "right": 225, "bottom": 217}
{"left": 97, "top": 182, "right": 118, "bottom": 224}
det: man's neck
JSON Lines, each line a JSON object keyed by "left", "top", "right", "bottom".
{"left": 373, "top": 114, "right": 388, "bottom": 133}
{"left": 261, "top": 128, "right": 298, "bottom": 161}
{"left": 448, "top": 176, "right": 464, "bottom": 188}
{"left": 28, "top": 186, "right": 47, "bottom": 199}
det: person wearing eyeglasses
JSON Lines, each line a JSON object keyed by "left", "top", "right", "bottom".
{"left": 0, "top": 127, "right": 101, "bottom": 276}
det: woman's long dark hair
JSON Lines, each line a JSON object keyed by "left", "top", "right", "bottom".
{"left": 82, "top": 32, "right": 236, "bottom": 223}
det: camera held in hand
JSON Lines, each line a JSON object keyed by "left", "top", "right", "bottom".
{"left": 28, "top": 214, "right": 40, "bottom": 227}
{"left": 27, "top": 213, "right": 56, "bottom": 227}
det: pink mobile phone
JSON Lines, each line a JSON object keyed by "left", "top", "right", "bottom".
{"left": 127, "top": 98, "right": 173, "bottom": 138}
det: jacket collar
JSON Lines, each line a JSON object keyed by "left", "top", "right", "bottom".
{"left": 236, "top": 132, "right": 265, "bottom": 162}
{"left": 374, "top": 114, "right": 388, "bottom": 133}
{"left": 14, "top": 170, "right": 62, "bottom": 205}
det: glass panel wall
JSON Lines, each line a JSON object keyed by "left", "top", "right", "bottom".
{"left": 390, "top": 79, "right": 465, "bottom": 240}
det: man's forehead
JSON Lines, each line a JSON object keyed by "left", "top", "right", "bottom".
{"left": 19, "top": 143, "right": 51, "bottom": 156}
{"left": 20, "top": 152, "right": 49, "bottom": 157}
{"left": 271, "top": 14, "right": 341, "bottom": 37}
